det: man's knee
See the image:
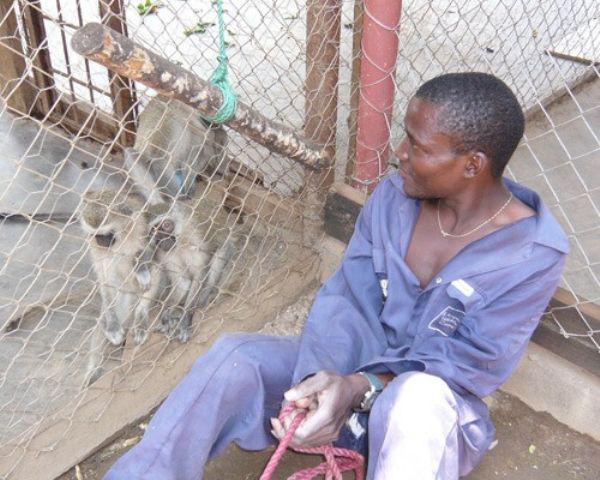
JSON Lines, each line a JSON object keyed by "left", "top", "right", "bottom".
{"left": 191, "top": 333, "right": 260, "bottom": 376}
{"left": 370, "top": 372, "right": 457, "bottom": 431}
{"left": 192, "top": 333, "right": 299, "bottom": 383}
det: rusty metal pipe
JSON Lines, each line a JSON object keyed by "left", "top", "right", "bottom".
{"left": 71, "top": 22, "right": 331, "bottom": 170}
{"left": 354, "top": 0, "right": 402, "bottom": 191}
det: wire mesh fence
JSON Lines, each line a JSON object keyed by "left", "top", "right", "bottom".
{"left": 379, "top": 1, "right": 600, "bottom": 357}
{"left": 0, "top": 1, "right": 319, "bottom": 476}
{"left": 0, "top": 0, "right": 598, "bottom": 478}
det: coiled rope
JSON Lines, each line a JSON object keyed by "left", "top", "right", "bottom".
{"left": 259, "top": 402, "right": 365, "bottom": 480}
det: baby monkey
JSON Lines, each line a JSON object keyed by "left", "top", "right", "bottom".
{"left": 147, "top": 199, "right": 242, "bottom": 342}
{"left": 79, "top": 189, "right": 162, "bottom": 347}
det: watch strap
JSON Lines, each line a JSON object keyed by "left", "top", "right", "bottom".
{"left": 359, "top": 371, "right": 384, "bottom": 392}
{"left": 354, "top": 371, "right": 384, "bottom": 412}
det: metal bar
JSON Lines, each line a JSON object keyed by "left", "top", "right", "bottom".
{"left": 353, "top": 0, "right": 402, "bottom": 192}
{"left": 55, "top": 0, "right": 76, "bottom": 101}
{"left": 51, "top": 65, "right": 112, "bottom": 97}
{"left": 39, "top": 11, "right": 79, "bottom": 30}
{"left": 76, "top": 0, "right": 96, "bottom": 104}
{"left": 71, "top": 22, "right": 331, "bottom": 170}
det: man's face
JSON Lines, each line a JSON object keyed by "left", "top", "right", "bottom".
{"left": 394, "top": 97, "right": 468, "bottom": 200}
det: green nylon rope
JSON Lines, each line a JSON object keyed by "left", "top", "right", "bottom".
{"left": 201, "top": 0, "right": 237, "bottom": 124}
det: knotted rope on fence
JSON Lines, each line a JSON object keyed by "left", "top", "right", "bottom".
{"left": 260, "top": 402, "right": 365, "bottom": 480}
{"left": 200, "top": 0, "right": 237, "bottom": 124}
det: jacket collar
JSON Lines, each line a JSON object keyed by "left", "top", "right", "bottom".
{"left": 389, "top": 172, "right": 569, "bottom": 255}
{"left": 503, "top": 177, "right": 569, "bottom": 254}
{"left": 388, "top": 172, "right": 569, "bottom": 288}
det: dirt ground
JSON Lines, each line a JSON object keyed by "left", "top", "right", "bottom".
{"left": 57, "top": 389, "right": 600, "bottom": 480}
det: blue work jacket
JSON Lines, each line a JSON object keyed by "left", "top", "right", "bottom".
{"left": 292, "top": 173, "right": 568, "bottom": 450}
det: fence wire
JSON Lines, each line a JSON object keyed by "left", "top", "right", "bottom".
{"left": 346, "top": 0, "right": 599, "bottom": 357}
{"left": 0, "top": 0, "right": 598, "bottom": 478}
{"left": 385, "top": 1, "right": 600, "bottom": 356}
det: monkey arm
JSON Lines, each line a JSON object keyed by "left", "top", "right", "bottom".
{"left": 195, "top": 238, "right": 236, "bottom": 309}
{"left": 178, "top": 144, "right": 204, "bottom": 198}
{"left": 123, "top": 148, "right": 164, "bottom": 205}
{"left": 133, "top": 243, "right": 157, "bottom": 291}
{"left": 96, "top": 277, "right": 126, "bottom": 346}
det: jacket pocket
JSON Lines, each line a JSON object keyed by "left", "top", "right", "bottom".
{"left": 425, "top": 280, "right": 485, "bottom": 337}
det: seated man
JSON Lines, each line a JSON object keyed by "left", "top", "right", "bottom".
{"left": 105, "top": 72, "right": 568, "bottom": 480}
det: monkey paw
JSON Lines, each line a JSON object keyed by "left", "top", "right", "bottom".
{"left": 155, "top": 318, "right": 171, "bottom": 334}
{"left": 135, "top": 268, "right": 152, "bottom": 291}
{"left": 133, "top": 328, "right": 149, "bottom": 345}
{"left": 159, "top": 311, "right": 191, "bottom": 343}
{"left": 176, "top": 324, "right": 191, "bottom": 343}
{"left": 160, "top": 310, "right": 180, "bottom": 333}
{"left": 104, "top": 327, "right": 125, "bottom": 346}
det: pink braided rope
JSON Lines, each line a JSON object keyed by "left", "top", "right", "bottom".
{"left": 259, "top": 403, "right": 365, "bottom": 480}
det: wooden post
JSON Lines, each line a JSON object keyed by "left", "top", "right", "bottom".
{"left": 71, "top": 22, "right": 330, "bottom": 170}
{"left": 20, "top": 0, "right": 58, "bottom": 117}
{"left": 0, "top": 1, "right": 35, "bottom": 114}
{"left": 303, "top": 0, "right": 341, "bottom": 243}
{"left": 98, "top": 0, "right": 137, "bottom": 147}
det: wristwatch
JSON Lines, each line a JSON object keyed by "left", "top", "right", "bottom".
{"left": 354, "top": 371, "right": 384, "bottom": 412}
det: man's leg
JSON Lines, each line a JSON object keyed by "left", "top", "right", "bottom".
{"left": 366, "top": 371, "right": 462, "bottom": 480}
{"left": 105, "top": 333, "right": 299, "bottom": 480}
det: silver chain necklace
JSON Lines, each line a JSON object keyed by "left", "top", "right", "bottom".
{"left": 437, "top": 192, "right": 514, "bottom": 239}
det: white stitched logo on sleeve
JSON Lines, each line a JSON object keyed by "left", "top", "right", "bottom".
{"left": 428, "top": 306, "right": 465, "bottom": 336}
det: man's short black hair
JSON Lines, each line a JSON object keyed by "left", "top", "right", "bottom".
{"left": 415, "top": 72, "right": 524, "bottom": 178}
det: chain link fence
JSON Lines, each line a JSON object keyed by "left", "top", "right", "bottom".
{"left": 0, "top": 0, "right": 598, "bottom": 478}
{"left": 383, "top": 1, "right": 600, "bottom": 357}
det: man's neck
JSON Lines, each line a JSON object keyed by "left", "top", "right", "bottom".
{"left": 435, "top": 180, "right": 511, "bottom": 234}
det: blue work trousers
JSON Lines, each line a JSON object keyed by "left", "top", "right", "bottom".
{"left": 105, "top": 334, "right": 477, "bottom": 480}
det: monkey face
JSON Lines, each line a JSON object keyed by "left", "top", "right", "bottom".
{"left": 152, "top": 219, "right": 176, "bottom": 251}
{"left": 94, "top": 232, "right": 116, "bottom": 248}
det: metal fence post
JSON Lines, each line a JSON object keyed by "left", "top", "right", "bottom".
{"left": 352, "top": 0, "right": 402, "bottom": 192}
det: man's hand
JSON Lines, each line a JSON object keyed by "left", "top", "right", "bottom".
{"left": 270, "top": 371, "right": 370, "bottom": 448}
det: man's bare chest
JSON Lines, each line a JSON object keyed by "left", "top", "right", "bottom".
{"left": 404, "top": 207, "right": 472, "bottom": 289}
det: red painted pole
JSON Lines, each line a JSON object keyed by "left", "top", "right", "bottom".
{"left": 353, "top": 0, "right": 402, "bottom": 192}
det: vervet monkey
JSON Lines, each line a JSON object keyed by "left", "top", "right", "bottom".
{"left": 147, "top": 199, "right": 243, "bottom": 342}
{"left": 124, "top": 95, "right": 229, "bottom": 204}
{"left": 79, "top": 189, "right": 162, "bottom": 347}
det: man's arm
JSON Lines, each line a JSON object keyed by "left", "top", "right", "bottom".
{"left": 291, "top": 187, "right": 387, "bottom": 385}
{"left": 277, "top": 251, "right": 565, "bottom": 447}
{"left": 273, "top": 183, "right": 392, "bottom": 448}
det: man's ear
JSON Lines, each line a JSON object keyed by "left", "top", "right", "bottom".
{"left": 464, "top": 151, "right": 487, "bottom": 178}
